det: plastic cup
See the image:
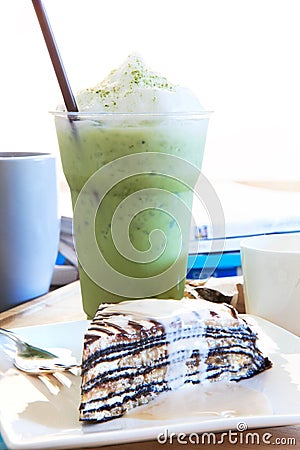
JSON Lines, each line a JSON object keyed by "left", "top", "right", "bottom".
{"left": 53, "top": 112, "right": 210, "bottom": 318}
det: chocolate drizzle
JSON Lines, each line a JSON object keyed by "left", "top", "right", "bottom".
{"left": 128, "top": 320, "right": 145, "bottom": 331}
{"left": 86, "top": 326, "right": 115, "bottom": 336}
{"left": 103, "top": 321, "right": 130, "bottom": 334}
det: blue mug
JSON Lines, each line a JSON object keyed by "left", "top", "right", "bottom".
{"left": 0, "top": 152, "right": 59, "bottom": 312}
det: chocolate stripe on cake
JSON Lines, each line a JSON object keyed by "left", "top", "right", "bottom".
{"left": 83, "top": 325, "right": 209, "bottom": 370}
{"left": 82, "top": 335, "right": 166, "bottom": 371}
{"left": 81, "top": 381, "right": 169, "bottom": 416}
{"left": 80, "top": 297, "right": 272, "bottom": 423}
{"left": 84, "top": 372, "right": 176, "bottom": 407}
{"left": 82, "top": 358, "right": 169, "bottom": 394}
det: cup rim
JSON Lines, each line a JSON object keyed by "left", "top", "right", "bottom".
{"left": 0, "top": 152, "right": 55, "bottom": 160}
{"left": 240, "top": 232, "right": 300, "bottom": 254}
{"left": 50, "top": 110, "right": 212, "bottom": 119}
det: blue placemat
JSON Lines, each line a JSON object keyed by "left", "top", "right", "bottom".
{"left": 0, "top": 435, "right": 8, "bottom": 450}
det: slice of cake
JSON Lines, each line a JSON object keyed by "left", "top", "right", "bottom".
{"left": 80, "top": 298, "right": 271, "bottom": 423}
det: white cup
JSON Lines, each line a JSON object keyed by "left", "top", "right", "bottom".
{"left": 0, "top": 152, "right": 60, "bottom": 312}
{"left": 241, "top": 233, "right": 300, "bottom": 336}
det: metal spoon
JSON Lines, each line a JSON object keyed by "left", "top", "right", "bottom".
{"left": 0, "top": 327, "right": 81, "bottom": 374}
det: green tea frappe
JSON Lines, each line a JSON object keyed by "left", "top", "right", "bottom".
{"left": 54, "top": 54, "right": 210, "bottom": 318}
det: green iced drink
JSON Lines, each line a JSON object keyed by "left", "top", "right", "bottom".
{"left": 53, "top": 55, "right": 210, "bottom": 318}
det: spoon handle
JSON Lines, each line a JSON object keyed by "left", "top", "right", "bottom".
{"left": 0, "top": 327, "right": 23, "bottom": 347}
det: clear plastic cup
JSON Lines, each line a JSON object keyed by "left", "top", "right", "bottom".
{"left": 53, "top": 112, "right": 210, "bottom": 318}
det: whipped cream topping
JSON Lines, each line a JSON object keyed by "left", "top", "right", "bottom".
{"left": 74, "top": 53, "right": 204, "bottom": 113}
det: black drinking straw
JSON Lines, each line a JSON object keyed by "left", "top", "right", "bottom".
{"left": 32, "top": 0, "right": 78, "bottom": 113}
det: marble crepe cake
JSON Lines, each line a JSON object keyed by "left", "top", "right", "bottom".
{"left": 80, "top": 298, "right": 272, "bottom": 423}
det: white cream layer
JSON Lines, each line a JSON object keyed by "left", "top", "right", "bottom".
{"left": 101, "top": 297, "right": 239, "bottom": 326}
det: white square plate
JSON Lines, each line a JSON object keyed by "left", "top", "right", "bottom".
{"left": 0, "top": 316, "right": 299, "bottom": 449}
